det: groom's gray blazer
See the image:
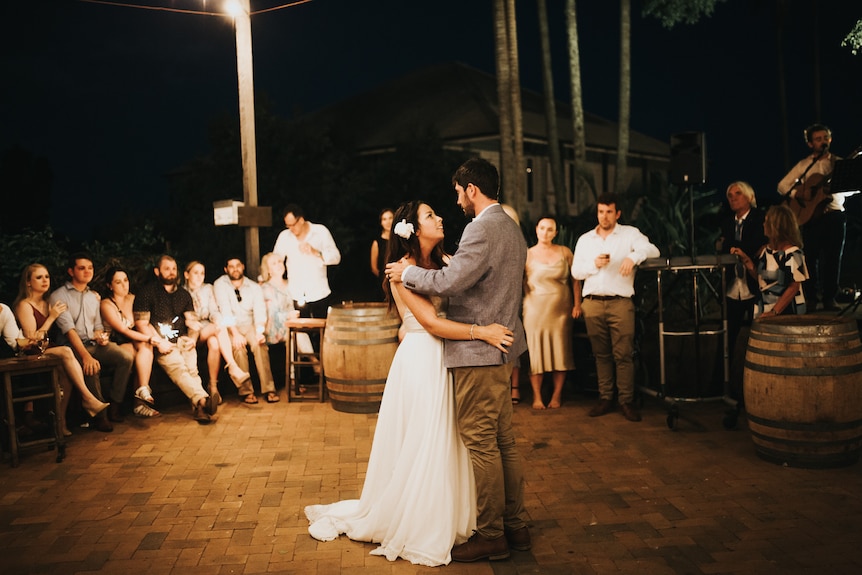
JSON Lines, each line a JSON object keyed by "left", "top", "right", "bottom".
{"left": 402, "top": 203, "right": 527, "bottom": 369}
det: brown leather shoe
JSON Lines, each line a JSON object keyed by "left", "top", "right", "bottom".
{"left": 451, "top": 533, "right": 510, "bottom": 562}
{"left": 193, "top": 400, "right": 213, "bottom": 424}
{"left": 620, "top": 402, "right": 642, "bottom": 422}
{"left": 93, "top": 412, "right": 113, "bottom": 433}
{"left": 504, "top": 525, "right": 532, "bottom": 551}
{"left": 589, "top": 398, "right": 614, "bottom": 417}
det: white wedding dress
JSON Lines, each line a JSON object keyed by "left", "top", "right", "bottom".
{"left": 304, "top": 296, "right": 476, "bottom": 566}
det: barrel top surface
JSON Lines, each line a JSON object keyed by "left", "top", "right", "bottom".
{"left": 752, "top": 314, "right": 859, "bottom": 336}
{"left": 285, "top": 318, "right": 327, "bottom": 329}
{"left": 328, "top": 302, "right": 398, "bottom": 317}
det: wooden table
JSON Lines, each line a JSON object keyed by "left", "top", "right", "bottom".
{"left": 0, "top": 356, "right": 66, "bottom": 467}
{"left": 284, "top": 318, "right": 326, "bottom": 402}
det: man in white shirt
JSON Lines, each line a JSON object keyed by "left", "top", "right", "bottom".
{"left": 213, "top": 256, "right": 279, "bottom": 404}
{"left": 572, "top": 194, "right": 659, "bottom": 422}
{"left": 272, "top": 204, "right": 341, "bottom": 319}
{"left": 777, "top": 123, "right": 849, "bottom": 311}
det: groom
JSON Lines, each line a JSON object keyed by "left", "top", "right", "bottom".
{"left": 387, "top": 158, "right": 530, "bottom": 561}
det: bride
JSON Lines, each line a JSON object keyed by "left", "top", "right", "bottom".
{"left": 304, "top": 200, "right": 514, "bottom": 566}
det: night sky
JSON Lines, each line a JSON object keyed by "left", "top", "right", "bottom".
{"left": 3, "top": 0, "right": 861, "bottom": 239}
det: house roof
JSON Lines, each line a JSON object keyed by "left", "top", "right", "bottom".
{"left": 306, "top": 61, "right": 670, "bottom": 158}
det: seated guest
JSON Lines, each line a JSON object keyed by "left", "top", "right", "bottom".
{"left": 133, "top": 255, "right": 215, "bottom": 424}
{"left": 100, "top": 265, "right": 160, "bottom": 417}
{"left": 214, "top": 256, "right": 280, "bottom": 404}
{"left": 183, "top": 260, "right": 251, "bottom": 405}
{"left": 13, "top": 263, "right": 110, "bottom": 435}
{"left": 259, "top": 252, "right": 315, "bottom": 394}
{"left": 49, "top": 253, "right": 133, "bottom": 431}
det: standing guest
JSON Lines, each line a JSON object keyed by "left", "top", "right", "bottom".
{"left": 183, "top": 260, "right": 251, "bottom": 405}
{"left": 213, "top": 256, "right": 279, "bottom": 404}
{"left": 716, "top": 182, "right": 768, "bottom": 360}
{"left": 386, "top": 158, "right": 531, "bottom": 562}
{"left": 572, "top": 194, "right": 660, "bottom": 423}
{"left": 273, "top": 204, "right": 341, "bottom": 319}
{"left": 777, "top": 123, "right": 844, "bottom": 311}
{"left": 49, "top": 253, "right": 134, "bottom": 431}
{"left": 522, "top": 216, "right": 579, "bottom": 410}
{"left": 11, "top": 272, "right": 109, "bottom": 437}
{"left": 100, "top": 266, "right": 160, "bottom": 417}
{"left": 732, "top": 204, "right": 809, "bottom": 318}
{"left": 370, "top": 208, "right": 394, "bottom": 295}
{"left": 133, "top": 254, "right": 214, "bottom": 424}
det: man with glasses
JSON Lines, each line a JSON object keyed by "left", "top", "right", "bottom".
{"left": 273, "top": 204, "right": 341, "bottom": 319}
{"left": 213, "top": 256, "right": 279, "bottom": 404}
{"left": 133, "top": 254, "right": 214, "bottom": 424}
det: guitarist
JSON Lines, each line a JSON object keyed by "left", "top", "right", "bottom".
{"left": 777, "top": 123, "right": 843, "bottom": 311}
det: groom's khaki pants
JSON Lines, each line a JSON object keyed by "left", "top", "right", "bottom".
{"left": 453, "top": 362, "right": 527, "bottom": 538}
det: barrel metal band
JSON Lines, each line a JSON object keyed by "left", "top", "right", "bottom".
{"left": 743, "top": 359, "right": 862, "bottom": 376}
{"left": 747, "top": 412, "right": 862, "bottom": 432}
{"left": 325, "top": 337, "right": 397, "bottom": 345}
{"left": 746, "top": 344, "right": 862, "bottom": 358}
{"left": 325, "top": 376, "right": 388, "bottom": 385}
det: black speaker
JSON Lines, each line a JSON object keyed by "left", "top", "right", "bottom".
{"left": 669, "top": 132, "right": 706, "bottom": 185}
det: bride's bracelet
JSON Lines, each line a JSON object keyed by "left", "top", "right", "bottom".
{"left": 470, "top": 324, "right": 476, "bottom": 340}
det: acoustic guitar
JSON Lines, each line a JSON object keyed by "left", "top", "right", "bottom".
{"left": 787, "top": 172, "right": 831, "bottom": 226}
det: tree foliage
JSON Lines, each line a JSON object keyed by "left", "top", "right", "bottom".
{"left": 843, "top": 19, "right": 862, "bottom": 55}
{"left": 642, "top": 0, "right": 727, "bottom": 29}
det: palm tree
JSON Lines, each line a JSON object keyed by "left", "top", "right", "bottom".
{"left": 565, "top": 0, "right": 591, "bottom": 209}
{"left": 493, "top": 0, "right": 526, "bottom": 217}
{"left": 537, "top": 0, "right": 565, "bottom": 216}
{"left": 614, "top": 0, "right": 632, "bottom": 196}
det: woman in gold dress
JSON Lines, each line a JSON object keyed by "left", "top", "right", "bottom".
{"left": 522, "top": 216, "right": 580, "bottom": 409}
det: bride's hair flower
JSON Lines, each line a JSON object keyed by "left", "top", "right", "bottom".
{"left": 393, "top": 219, "right": 415, "bottom": 239}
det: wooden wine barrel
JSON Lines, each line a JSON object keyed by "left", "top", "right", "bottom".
{"left": 743, "top": 315, "right": 862, "bottom": 468}
{"left": 322, "top": 303, "right": 400, "bottom": 414}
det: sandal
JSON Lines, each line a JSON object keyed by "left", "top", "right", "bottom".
{"left": 511, "top": 387, "right": 521, "bottom": 405}
{"left": 265, "top": 392, "right": 280, "bottom": 403}
{"left": 242, "top": 394, "right": 259, "bottom": 404}
{"left": 134, "top": 403, "right": 160, "bottom": 417}
{"left": 134, "top": 385, "right": 156, "bottom": 407}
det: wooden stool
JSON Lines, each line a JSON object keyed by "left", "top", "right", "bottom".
{"left": 0, "top": 356, "right": 66, "bottom": 467}
{"left": 285, "top": 318, "right": 326, "bottom": 402}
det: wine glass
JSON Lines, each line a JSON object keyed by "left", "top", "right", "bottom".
{"left": 34, "top": 330, "right": 49, "bottom": 358}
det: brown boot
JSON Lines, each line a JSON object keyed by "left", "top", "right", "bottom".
{"left": 451, "top": 533, "right": 510, "bottom": 562}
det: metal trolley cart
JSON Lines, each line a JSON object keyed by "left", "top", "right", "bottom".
{"left": 639, "top": 254, "right": 740, "bottom": 430}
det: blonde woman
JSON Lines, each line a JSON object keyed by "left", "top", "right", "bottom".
{"left": 183, "top": 261, "right": 251, "bottom": 405}
{"left": 522, "top": 216, "right": 579, "bottom": 409}
{"left": 13, "top": 263, "right": 109, "bottom": 435}
{"left": 259, "top": 252, "right": 314, "bottom": 394}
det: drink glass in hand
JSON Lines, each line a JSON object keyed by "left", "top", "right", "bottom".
{"left": 35, "top": 330, "right": 49, "bottom": 357}
{"left": 95, "top": 330, "right": 110, "bottom": 346}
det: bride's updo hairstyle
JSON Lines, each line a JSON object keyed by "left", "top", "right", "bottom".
{"left": 383, "top": 200, "right": 447, "bottom": 304}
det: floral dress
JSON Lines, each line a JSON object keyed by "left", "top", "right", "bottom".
{"left": 261, "top": 281, "right": 296, "bottom": 344}
{"left": 755, "top": 245, "right": 809, "bottom": 316}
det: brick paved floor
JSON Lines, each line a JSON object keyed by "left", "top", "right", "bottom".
{"left": 2, "top": 384, "right": 862, "bottom": 575}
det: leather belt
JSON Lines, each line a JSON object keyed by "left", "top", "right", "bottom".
{"left": 585, "top": 295, "right": 626, "bottom": 301}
